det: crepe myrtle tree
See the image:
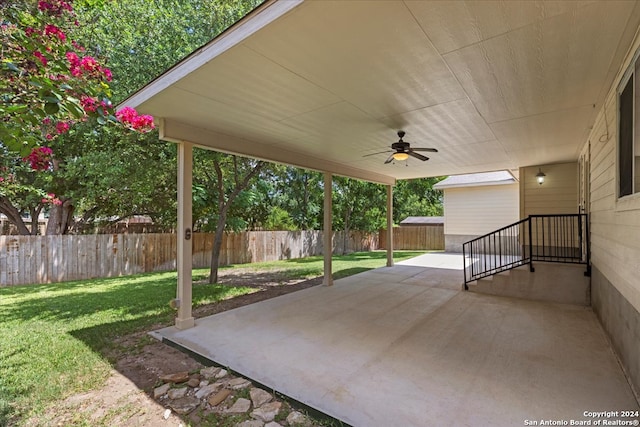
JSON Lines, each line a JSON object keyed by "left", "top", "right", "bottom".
{"left": 0, "top": 0, "right": 153, "bottom": 234}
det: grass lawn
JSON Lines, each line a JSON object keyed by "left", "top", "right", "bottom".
{"left": 0, "top": 250, "right": 425, "bottom": 425}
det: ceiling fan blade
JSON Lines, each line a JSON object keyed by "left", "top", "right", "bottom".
{"left": 411, "top": 147, "right": 438, "bottom": 153}
{"left": 363, "top": 150, "right": 392, "bottom": 158}
{"left": 384, "top": 154, "right": 395, "bottom": 164}
{"left": 408, "top": 151, "right": 429, "bottom": 161}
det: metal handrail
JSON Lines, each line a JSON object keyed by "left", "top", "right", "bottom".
{"left": 463, "top": 214, "right": 590, "bottom": 289}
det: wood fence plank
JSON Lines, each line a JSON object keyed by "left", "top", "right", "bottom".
{"left": 1, "top": 230, "right": 397, "bottom": 286}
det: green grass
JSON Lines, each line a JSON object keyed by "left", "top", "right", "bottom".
{"left": 0, "top": 250, "right": 425, "bottom": 425}
{"left": 222, "top": 249, "right": 426, "bottom": 281}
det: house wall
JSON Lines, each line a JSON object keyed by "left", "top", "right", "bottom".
{"left": 580, "top": 34, "right": 640, "bottom": 395}
{"left": 519, "top": 162, "right": 578, "bottom": 218}
{"left": 443, "top": 183, "right": 519, "bottom": 252}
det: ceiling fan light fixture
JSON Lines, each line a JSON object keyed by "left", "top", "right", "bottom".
{"left": 392, "top": 152, "right": 409, "bottom": 161}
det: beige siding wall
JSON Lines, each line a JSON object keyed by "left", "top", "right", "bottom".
{"left": 443, "top": 183, "right": 519, "bottom": 236}
{"left": 584, "top": 59, "right": 640, "bottom": 314}
{"left": 519, "top": 162, "right": 578, "bottom": 218}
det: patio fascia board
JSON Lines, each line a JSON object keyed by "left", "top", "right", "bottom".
{"left": 119, "top": 0, "right": 304, "bottom": 109}
{"left": 160, "top": 118, "right": 396, "bottom": 186}
{"left": 433, "top": 180, "right": 517, "bottom": 190}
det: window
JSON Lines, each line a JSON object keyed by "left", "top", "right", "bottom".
{"left": 618, "top": 60, "right": 640, "bottom": 198}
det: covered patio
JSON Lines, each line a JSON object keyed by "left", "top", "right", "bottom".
{"left": 126, "top": 1, "right": 640, "bottom": 423}
{"left": 122, "top": 0, "right": 640, "bottom": 329}
{"left": 153, "top": 253, "right": 638, "bottom": 426}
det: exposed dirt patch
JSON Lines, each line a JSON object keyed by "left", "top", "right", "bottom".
{"left": 27, "top": 271, "right": 325, "bottom": 427}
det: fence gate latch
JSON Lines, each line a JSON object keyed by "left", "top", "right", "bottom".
{"left": 185, "top": 228, "right": 192, "bottom": 240}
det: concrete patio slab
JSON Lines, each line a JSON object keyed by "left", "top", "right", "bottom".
{"left": 154, "top": 253, "right": 639, "bottom": 426}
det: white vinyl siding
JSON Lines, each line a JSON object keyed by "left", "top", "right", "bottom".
{"left": 443, "top": 184, "right": 519, "bottom": 236}
{"left": 520, "top": 162, "right": 578, "bottom": 218}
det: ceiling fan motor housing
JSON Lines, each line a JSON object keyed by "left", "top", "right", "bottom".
{"left": 391, "top": 141, "right": 410, "bottom": 152}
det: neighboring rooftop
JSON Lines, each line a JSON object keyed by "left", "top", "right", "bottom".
{"left": 400, "top": 216, "right": 444, "bottom": 226}
{"left": 433, "top": 171, "right": 516, "bottom": 189}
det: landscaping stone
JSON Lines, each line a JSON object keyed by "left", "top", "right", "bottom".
{"left": 215, "top": 368, "right": 229, "bottom": 379}
{"left": 236, "top": 420, "right": 264, "bottom": 427}
{"left": 250, "top": 401, "right": 281, "bottom": 422}
{"left": 228, "top": 377, "right": 251, "bottom": 389}
{"left": 163, "top": 408, "right": 171, "bottom": 420}
{"left": 153, "top": 383, "right": 171, "bottom": 398}
{"left": 250, "top": 388, "right": 273, "bottom": 408}
{"left": 187, "top": 377, "right": 201, "bottom": 388}
{"left": 199, "top": 380, "right": 210, "bottom": 387}
{"left": 195, "top": 383, "right": 220, "bottom": 399}
{"left": 225, "top": 397, "right": 251, "bottom": 414}
{"left": 286, "top": 411, "right": 313, "bottom": 427}
{"left": 208, "top": 389, "right": 232, "bottom": 407}
{"left": 265, "top": 422, "right": 283, "bottom": 427}
{"left": 169, "top": 396, "right": 200, "bottom": 414}
{"left": 200, "top": 366, "right": 220, "bottom": 379}
{"left": 159, "top": 371, "right": 189, "bottom": 384}
{"left": 167, "top": 387, "right": 188, "bottom": 399}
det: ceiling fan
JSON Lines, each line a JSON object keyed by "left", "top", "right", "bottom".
{"left": 364, "top": 131, "right": 438, "bottom": 164}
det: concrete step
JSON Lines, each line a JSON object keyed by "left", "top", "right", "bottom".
{"left": 468, "top": 262, "right": 590, "bottom": 306}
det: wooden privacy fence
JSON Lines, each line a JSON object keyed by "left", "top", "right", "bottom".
{"left": 379, "top": 225, "right": 445, "bottom": 250}
{"left": 0, "top": 230, "right": 378, "bottom": 287}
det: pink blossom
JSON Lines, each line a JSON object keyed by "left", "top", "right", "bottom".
{"left": 45, "top": 133, "right": 53, "bottom": 140}
{"left": 33, "top": 51, "right": 47, "bottom": 66}
{"left": 23, "top": 146, "right": 53, "bottom": 171}
{"left": 115, "top": 106, "right": 137, "bottom": 122}
{"left": 44, "top": 24, "right": 66, "bottom": 41}
{"left": 56, "top": 121, "right": 70, "bottom": 134}
{"left": 116, "top": 107, "right": 155, "bottom": 132}
{"left": 42, "top": 117, "right": 51, "bottom": 125}
{"left": 38, "top": 1, "right": 74, "bottom": 16}
{"left": 80, "top": 56, "right": 99, "bottom": 72}
{"left": 103, "top": 68, "right": 113, "bottom": 82}
{"left": 41, "top": 193, "right": 62, "bottom": 205}
{"left": 66, "top": 51, "right": 79, "bottom": 66}
{"left": 80, "top": 95, "right": 97, "bottom": 112}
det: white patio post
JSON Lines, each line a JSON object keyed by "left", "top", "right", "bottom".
{"left": 386, "top": 184, "right": 394, "bottom": 267}
{"left": 323, "top": 172, "right": 333, "bottom": 286}
{"left": 176, "top": 141, "right": 195, "bottom": 329}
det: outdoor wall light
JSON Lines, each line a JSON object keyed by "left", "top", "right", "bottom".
{"left": 536, "top": 168, "right": 546, "bottom": 185}
{"left": 392, "top": 152, "right": 409, "bottom": 161}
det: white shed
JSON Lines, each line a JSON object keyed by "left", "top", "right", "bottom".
{"left": 434, "top": 171, "right": 519, "bottom": 252}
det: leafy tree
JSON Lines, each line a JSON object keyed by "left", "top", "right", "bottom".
{"left": 272, "top": 168, "right": 323, "bottom": 230}
{"left": 393, "top": 178, "right": 444, "bottom": 223}
{"left": 192, "top": 149, "right": 265, "bottom": 283}
{"left": 1, "top": 0, "right": 154, "bottom": 234}
{"left": 51, "top": 126, "right": 178, "bottom": 233}
{"left": 74, "top": 0, "right": 263, "bottom": 103}
{"left": 332, "top": 177, "right": 386, "bottom": 253}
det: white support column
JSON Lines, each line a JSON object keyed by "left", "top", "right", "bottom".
{"left": 386, "top": 184, "right": 394, "bottom": 267}
{"left": 175, "top": 141, "right": 195, "bottom": 329}
{"left": 323, "top": 173, "right": 333, "bottom": 286}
